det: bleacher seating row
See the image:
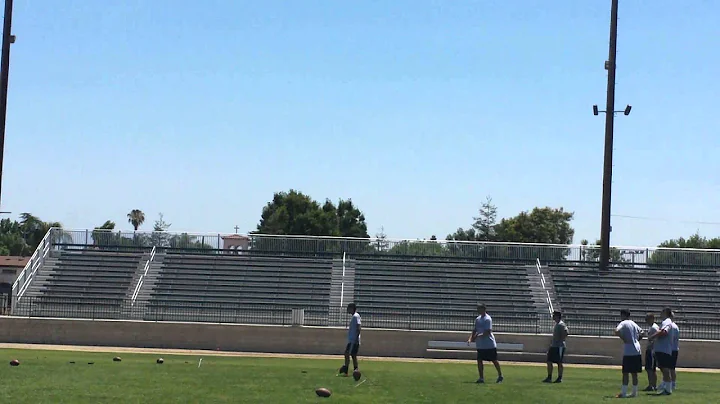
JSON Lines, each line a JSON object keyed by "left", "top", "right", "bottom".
{"left": 550, "top": 265, "right": 720, "bottom": 320}
{"left": 15, "top": 248, "right": 720, "bottom": 329}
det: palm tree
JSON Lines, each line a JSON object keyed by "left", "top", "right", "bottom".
{"left": 127, "top": 210, "right": 145, "bottom": 231}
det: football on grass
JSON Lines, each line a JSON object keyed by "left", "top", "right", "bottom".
{"left": 9, "top": 359, "right": 19, "bottom": 367}
{"left": 113, "top": 357, "right": 122, "bottom": 362}
{"left": 353, "top": 369, "right": 362, "bottom": 381}
{"left": 315, "top": 387, "right": 332, "bottom": 397}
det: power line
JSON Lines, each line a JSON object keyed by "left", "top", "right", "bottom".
{"left": 611, "top": 214, "right": 720, "bottom": 226}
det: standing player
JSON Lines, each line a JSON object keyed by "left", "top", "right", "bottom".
{"left": 670, "top": 315, "right": 680, "bottom": 391}
{"left": 649, "top": 307, "right": 674, "bottom": 395}
{"left": 543, "top": 310, "right": 568, "bottom": 383}
{"left": 467, "top": 304, "right": 504, "bottom": 383}
{"left": 338, "top": 303, "right": 361, "bottom": 377}
{"left": 642, "top": 313, "right": 659, "bottom": 391}
{"left": 614, "top": 309, "right": 643, "bottom": 398}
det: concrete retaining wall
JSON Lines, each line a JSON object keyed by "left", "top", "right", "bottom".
{"left": 0, "top": 317, "right": 717, "bottom": 368}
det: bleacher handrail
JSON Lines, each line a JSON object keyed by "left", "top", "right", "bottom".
{"left": 11, "top": 227, "right": 54, "bottom": 307}
{"left": 536, "top": 258, "right": 554, "bottom": 315}
{"left": 131, "top": 246, "right": 157, "bottom": 306}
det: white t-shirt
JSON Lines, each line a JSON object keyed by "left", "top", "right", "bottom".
{"left": 616, "top": 319, "right": 642, "bottom": 356}
{"left": 654, "top": 318, "right": 673, "bottom": 354}
{"left": 347, "top": 312, "right": 361, "bottom": 344}
{"left": 670, "top": 321, "right": 679, "bottom": 352}
{"left": 474, "top": 314, "right": 497, "bottom": 349}
{"left": 646, "top": 323, "right": 659, "bottom": 351}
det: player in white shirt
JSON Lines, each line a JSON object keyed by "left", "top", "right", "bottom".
{"left": 649, "top": 307, "right": 674, "bottom": 395}
{"left": 338, "top": 303, "right": 361, "bottom": 377}
{"left": 467, "top": 304, "right": 504, "bottom": 384}
{"left": 670, "top": 316, "right": 680, "bottom": 391}
{"left": 642, "top": 313, "right": 660, "bottom": 391}
{"left": 614, "top": 309, "right": 643, "bottom": 398}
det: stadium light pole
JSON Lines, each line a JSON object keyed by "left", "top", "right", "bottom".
{"left": 0, "top": 0, "right": 15, "bottom": 210}
{"left": 595, "top": 0, "right": 632, "bottom": 273}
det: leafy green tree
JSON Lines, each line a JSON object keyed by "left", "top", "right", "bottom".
{"left": 648, "top": 232, "right": 720, "bottom": 267}
{"left": 0, "top": 218, "right": 30, "bottom": 256}
{"left": 19, "top": 213, "right": 62, "bottom": 250}
{"left": 491, "top": 207, "right": 574, "bottom": 262}
{"left": 474, "top": 196, "right": 498, "bottom": 241}
{"left": 446, "top": 196, "right": 497, "bottom": 242}
{"left": 169, "top": 233, "right": 215, "bottom": 250}
{"left": 494, "top": 207, "right": 574, "bottom": 244}
{"left": 374, "top": 227, "right": 391, "bottom": 253}
{"left": 149, "top": 213, "right": 172, "bottom": 248}
{"left": 127, "top": 209, "right": 145, "bottom": 231}
{"left": 0, "top": 214, "right": 66, "bottom": 255}
{"left": 580, "top": 239, "right": 627, "bottom": 264}
{"left": 387, "top": 239, "right": 447, "bottom": 257}
{"left": 254, "top": 190, "right": 370, "bottom": 254}
{"left": 257, "top": 190, "right": 336, "bottom": 236}
{"left": 329, "top": 199, "right": 369, "bottom": 238}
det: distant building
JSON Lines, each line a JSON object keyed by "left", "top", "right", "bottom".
{"left": 0, "top": 256, "right": 29, "bottom": 315}
{"left": 221, "top": 234, "right": 250, "bottom": 254}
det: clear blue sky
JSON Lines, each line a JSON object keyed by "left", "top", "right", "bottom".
{"left": 4, "top": 0, "right": 720, "bottom": 247}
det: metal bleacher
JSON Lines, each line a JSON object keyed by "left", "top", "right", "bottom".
{"left": 144, "top": 251, "right": 333, "bottom": 323}
{"left": 549, "top": 265, "right": 720, "bottom": 320}
{"left": 352, "top": 257, "right": 536, "bottom": 330}
{"left": 17, "top": 250, "right": 145, "bottom": 318}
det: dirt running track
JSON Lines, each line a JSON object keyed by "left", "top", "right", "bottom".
{"left": 1, "top": 343, "right": 718, "bottom": 374}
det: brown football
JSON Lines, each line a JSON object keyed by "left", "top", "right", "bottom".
{"left": 157, "top": 358, "right": 164, "bottom": 364}
{"left": 9, "top": 359, "right": 20, "bottom": 367}
{"left": 353, "top": 369, "right": 362, "bottom": 381}
{"left": 113, "top": 357, "right": 122, "bottom": 362}
{"left": 315, "top": 387, "right": 332, "bottom": 398}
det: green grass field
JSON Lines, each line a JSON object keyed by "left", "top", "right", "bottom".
{"left": 1, "top": 349, "right": 718, "bottom": 403}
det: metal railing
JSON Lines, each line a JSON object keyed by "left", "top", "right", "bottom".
{"left": 11, "top": 229, "right": 54, "bottom": 306}
{"left": 9, "top": 297, "right": 720, "bottom": 340}
{"left": 536, "top": 258, "right": 554, "bottom": 315}
{"left": 130, "top": 246, "right": 157, "bottom": 306}
{"left": 48, "top": 228, "right": 720, "bottom": 268}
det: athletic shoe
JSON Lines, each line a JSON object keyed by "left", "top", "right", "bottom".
{"left": 553, "top": 378, "right": 562, "bottom": 383}
{"left": 642, "top": 386, "right": 655, "bottom": 392}
{"left": 542, "top": 377, "right": 552, "bottom": 383}
{"left": 476, "top": 378, "right": 485, "bottom": 384}
{"left": 496, "top": 376, "right": 504, "bottom": 384}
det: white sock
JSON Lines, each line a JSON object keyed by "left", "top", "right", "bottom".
{"left": 665, "top": 382, "right": 672, "bottom": 393}
{"left": 632, "top": 385, "right": 638, "bottom": 396}
{"left": 671, "top": 381, "right": 676, "bottom": 389}
{"left": 621, "top": 385, "right": 628, "bottom": 396}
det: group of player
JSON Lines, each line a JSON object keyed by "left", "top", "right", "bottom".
{"left": 613, "top": 307, "right": 680, "bottom": 397}
{"left": 469, "top": 304, "right": 681, "bottom": 397}
{"left": 338, "top": 302, "right": 681, "bottom": 398}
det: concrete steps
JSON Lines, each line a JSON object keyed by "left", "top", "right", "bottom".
{"left": 329, "top": 258, "right": 355, "bottom": 326}
{"left": 525, "top": 263, "right": 560, "bottom": 317}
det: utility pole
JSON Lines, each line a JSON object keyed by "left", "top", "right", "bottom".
{"left": 0, "top": 0, "right": 15, "bottom": 209}
{"left": 599, "top": 0, "right": 619, "bottom": 272}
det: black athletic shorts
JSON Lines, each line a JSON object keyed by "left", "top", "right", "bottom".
{"left": 671, "top": 350, "right": 678, "bottom": 369}
{"left": 655, "top": 352, "right": 673, "bottom": 369}
{"left": 622, "top": 355, "right": 643, "bottom": 374}
{"left": 344, "top": 342, "right": 359, "bottom": 356}
{"left": 644, "top": 349, "right": 656, "bottom": 372}
{"left": 477, "top": 348, "right": 498, "bottom": 362}
{"left": 547, "top": 347, "right": 566, "bottom": 364}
